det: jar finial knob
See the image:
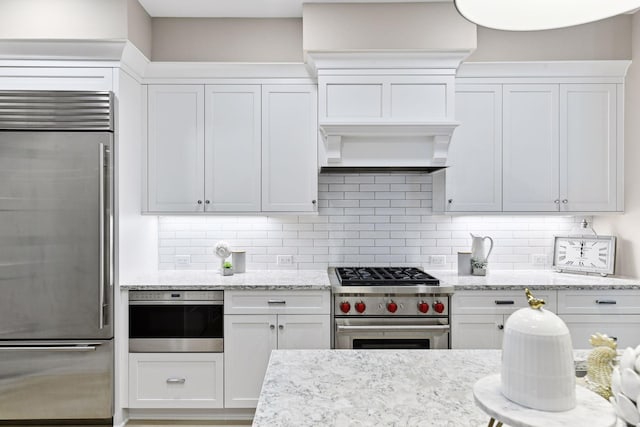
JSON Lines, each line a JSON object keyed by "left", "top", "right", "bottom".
{"left": 525, "top": 288, "right": 545, "bottom": 309}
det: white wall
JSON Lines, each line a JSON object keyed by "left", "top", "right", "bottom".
{"left": 157, "top": 173, "right": 584, "bottom": 272}
{"left": 151, "top": 18, "right": 303, "bottom": 62}
{"left": 593, "top": 11, "right": 640, "bottom": 277}
{"left": 469, "top": 15, "right": 632, "bottom": 61}
{"left": 0, "top": 0, "right": 127, "bottom": 39}
{"left": 127, "top": 0, "right": 152, "bottom": 59}
{"left": 303, "top": 2, "right": 476, "bottom": 52}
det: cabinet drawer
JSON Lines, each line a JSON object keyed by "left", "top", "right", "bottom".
{"left": 452, "top": 290, "right": 557, "bottom": 315}
{"left": 128, "top": 353, "right": 223, "bottom": 408}
{"left": 558, "top": 290, "right": 640, "bottom": 314}
{"left": 225, "top": 290, "right": 330, "bottom": 315}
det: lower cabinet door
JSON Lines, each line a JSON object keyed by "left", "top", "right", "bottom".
{"left": 224, "top": 315, "right": 277, "bottom": 409}
{"left": 560, "top": 314, "right": 640, "bottom": 349}
{"left": 276, "top": 314, "right": 331, "bottom": 350}
{"left": 451, "top": 314, "right": 505, "bottom": 349}
{"left": 224, "top": 314, "right": 331, "bottom": 408}
{"left": 128, "top": 353, "right": 223, "bottom": 409}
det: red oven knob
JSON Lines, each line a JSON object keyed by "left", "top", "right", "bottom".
{"left": 418, "top": 301, "right": 430, "bottom": 313}
{"left": 339, "top": 301, "right": 351, "bottom": 313}
{"left": 387, "top": 301, "right": 398, "bottom": 313}
{"left": 433, "top": 301, "right": 445, "bottom": 313}
{"left": 355, "top": 301, "right": 366, "bottom": 313}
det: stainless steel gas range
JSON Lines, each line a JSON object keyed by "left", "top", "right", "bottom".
{"left": 329, "top": 267, "right": 454, "bottom": 350}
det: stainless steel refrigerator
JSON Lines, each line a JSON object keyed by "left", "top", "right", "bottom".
{"left": 0, "top": 91, "right": 114, "bottom": 425}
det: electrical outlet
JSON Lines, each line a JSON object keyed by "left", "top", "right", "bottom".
{"left": 277, "top": 255, "right": 294, "bottom": 265}
{"left": 175, "top": 255, "right": 190, "bottom": 266}
{"left": 430, "top": 255, "right": 446, "bottom": 266}
{"left": 532, "top": 254, "right": 547, "bottom": 265}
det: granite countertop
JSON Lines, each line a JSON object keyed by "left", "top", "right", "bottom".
{"left": 120, "top": 269, "right": 639, "bottom": 291}
{"left": 252, "top": 349, "right": 611, "bottom": 427}
{"left": 437, "top": 270, "right": 640, "bottom": 291}
{"left": 121, "top": 270, "right": 331, "bottom": 290}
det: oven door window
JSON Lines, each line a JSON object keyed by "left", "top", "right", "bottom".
{"left": 353, "top": 338, "right": 431, "bottom": 350}
{"left": 129, "top": 305, "right": 223, "bottom": 339}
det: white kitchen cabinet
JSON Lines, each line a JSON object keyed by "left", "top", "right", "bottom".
{"left": 502, "top": 83, "right": 620, "bottom": 213}
{"left": 224, "top": 290, "right": 330, "bottom": 408}
{"left": 204, "top": 85, "right": 261, "bottom": 212}
{"left": 261, "top": 85, "right": 318, "bottom": 212}
{"left": 557, "top": 290, "right": 640, "bottom": 348}
{"left": 560, "top": 84, "right": 618, "bottom": 212}
{"left": 444, "top": 85, "right": 502, "bottom": 212}
{"left": 451, "top": 290, "right": 557, "bottom": 350}
{"left": 502, "top": 84, "right": 560, "bottom": 212}
{"left": 128, "top": 353, "right": 224, "bottom": 409}
{"left": 146, "top": 84, "right": 317, "bottom": 214}
{"left": 147, "top": 85, "right": 205, "bottom": 212}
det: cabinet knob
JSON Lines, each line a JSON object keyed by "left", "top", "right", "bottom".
{"left": 278, "top": 324, "right": 284, "bottom": 330}
{"left": 562, "top": 199, "right": 568, "bottom": 204}
{"left": 312, "top": 200, "right": 317, "bottom": 205}
{"left": 448, "top": 199, "right": 453, "bottom": 204}
{"left": 270, "top": 324, "right": 275, "bottom": 330}
{"left": 197, "top": 200, "right": 203, "bottom": 205}
{"left": 554, "top": 199, "right": 560, "bottom": 204}
{"left": 497, "top": 324, "right": 504, "bottom": 330}
{"left": 205, "top": 200, "right": 210, "bottom": 204}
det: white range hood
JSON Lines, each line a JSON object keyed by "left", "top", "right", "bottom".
{"left": 306, "top": 51, "right": 472, "bottom": 172}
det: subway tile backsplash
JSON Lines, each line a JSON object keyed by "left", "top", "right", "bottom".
{"left": 158, "top": 173, "right": 588, "bottom": 271}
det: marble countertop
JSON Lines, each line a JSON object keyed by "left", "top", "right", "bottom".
{"left": 252, "top": 349, "right": 612, "bottom": 427}
{"left": 120, "top": 269, "right": 639, "bottom": 291}
{"left": 436, "top": 270, "right": 640, "bottom": 291}
{"left": 121, "top": 270, "right": 331, "bottom": 290}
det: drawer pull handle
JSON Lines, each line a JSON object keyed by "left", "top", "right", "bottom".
{"left": 268, "top": 300, "right": 287, "bottom": 305}
{"left": 596, "top": 300, "right": 617, "bottom": 305}
{"left": 494, "top": 300, "right": 515, "bottom": 305}
{"left": 166, "top": 378, "right": 186, "bottom": 384}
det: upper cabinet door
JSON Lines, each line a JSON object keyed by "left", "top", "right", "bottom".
{"left": 204, "top": 85, "right": 261, "bottom": 212}
{"left": 560, "top": 84, "right": 618, "bottom": 212}
{"left": 446, "top": 85, "right": 503, "bottom": 212}
{"left": 502, "top": 84, "right": 560, "bottom": 212}
{"left": 261, "top": 85, "right": 318, "bottom": 212}
{"left": 148, "top": 85, "right": 205, "bottom": 212}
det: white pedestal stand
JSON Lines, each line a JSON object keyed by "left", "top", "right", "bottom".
{"left": 473, "top": 374, "right": 618, "bottom": 427}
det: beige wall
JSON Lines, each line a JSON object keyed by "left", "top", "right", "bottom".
{"left": 151, "top": 18, "right": 302, "bottom": 62}
{"left": 469, "top": 15, "right": 632, "bottom": 61}
{"left": 0, "top": 0, "right": 127, "bottom": 39}
{"left": 593, "top": 11, "right": 640, "bottom": 277}
{"left": 303, "top": 2, "right": 476, "bottom": 52}
{"left": 127, "top": 0, "right": 152, "bottom": 58}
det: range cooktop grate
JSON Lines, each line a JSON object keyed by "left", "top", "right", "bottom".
{"left": 335, "top": 267, "right": 440, "bottom": 286}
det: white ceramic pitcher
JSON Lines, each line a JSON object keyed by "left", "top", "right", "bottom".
{"left": 470, "top": 233, "right": 494, "bottom": 262}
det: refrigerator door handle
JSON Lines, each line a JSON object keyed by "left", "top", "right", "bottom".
{"left": 0, "top": 345, "right": 98, "bottom": 352}
{"left": 99, "top": 142, "right": 106, "bottom": 330}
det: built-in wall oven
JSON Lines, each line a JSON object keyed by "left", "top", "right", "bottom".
{"left": 330, "top": 267, "right": 453, "bottom": 350}
{"left": 129, "top": 290, "right": 223, "bottom": 352}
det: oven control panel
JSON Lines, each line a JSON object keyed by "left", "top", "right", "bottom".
{"left": 334, "top": 295, "right": 449, "bottom": 316}
{"left": 129, "top": 290, "right": 223, "bottom": 301}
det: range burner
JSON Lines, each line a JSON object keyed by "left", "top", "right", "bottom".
{"left": 336, "top": 267, "right": 439, "bottom": 286}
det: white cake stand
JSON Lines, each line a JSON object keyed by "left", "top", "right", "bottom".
{"left": 473, "top": 374, "right": 618, "bottom": 427}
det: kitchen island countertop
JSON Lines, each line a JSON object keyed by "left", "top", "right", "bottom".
{"left": 253, "top": 349, "right": 613, "bottom": 427}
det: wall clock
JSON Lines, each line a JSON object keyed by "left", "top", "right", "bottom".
{"left": 553, "top": 235, "right": 616, "bottom": 276}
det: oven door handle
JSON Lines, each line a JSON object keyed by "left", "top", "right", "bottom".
{"left": 336, "top": 325, "right": 450, "bottom": 334}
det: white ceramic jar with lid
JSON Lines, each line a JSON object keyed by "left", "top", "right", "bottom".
{"left": 501, "top": 288, "right": 576, "bottom": 412}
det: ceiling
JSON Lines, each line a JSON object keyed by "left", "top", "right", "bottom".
{"left": 138, "top": 0, "right": 449, "bottom": 18}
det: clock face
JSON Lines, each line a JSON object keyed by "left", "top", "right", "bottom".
{"left": 554, "top": 236, "right": 616, "bottom": 275}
